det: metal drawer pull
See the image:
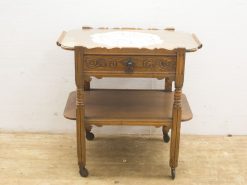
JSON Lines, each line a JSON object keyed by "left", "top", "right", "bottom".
{"left": 124, "top": 58, "right": 134, "bottom": 73}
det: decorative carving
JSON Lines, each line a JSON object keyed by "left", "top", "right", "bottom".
{"left": 85, "top": 56, "right": 118, "bottom": 69}
{"left": 84, "top": 55, "right": 176, "bottom": 74}
{"left": 160, "top": 61, "right": 170, "bottom": 69}
{"left": 173, "top": 88, "right": 182, "bottom": 108}
{"left": 143, "top": 58, "right": 155, "bottom": 68}
{"left": 109, "top": 61, "right": 118, "bottom": 67}
{"left": 76, "top": 88, "right": 84, "bottom": 106}
{"left": 143, "top": 57, "right": 176, "bottom": 71}
{"left": 159, "top": 58, "right": 176, "bottom": 70}
{"left": 86, "top": 58, "right": 106, "bottom": 68}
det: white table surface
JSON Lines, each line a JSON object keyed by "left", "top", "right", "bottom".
{"left": 57, "top": 28, "right": 202, "bottom": 52}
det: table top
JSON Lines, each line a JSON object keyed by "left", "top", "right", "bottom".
{"left": 57, "top": 27, "right": 202, "bottom": 52}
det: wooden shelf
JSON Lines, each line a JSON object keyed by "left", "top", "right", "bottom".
{"left": 64, "top": 89, "right": 192, "bottom": 126}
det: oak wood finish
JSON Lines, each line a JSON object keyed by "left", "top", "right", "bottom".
{"left": 84, "top": 77, "right": 91, "bottom": 91}
{"left": 163, "top": 77, "right": 173, "bottom": 139}
{"left": 64, "top": 90, "right": 192, "bottom": 125}
{"left": 57, "top": 28, "right": 202, "bottom": 179}
{"left": 169, "top": 49, "right": 185, "bottom": 172}
{"left": 71, "top": 47, "right": 188, "bottom": 178}
{"left": 74, "top": 47, "right": 87, "bottom": 174}
{"left": 84, "top": 77, "right": 92, "bottom": 135}
{"left": 165, "top": 78, "right": 173, "bottom": 92}
{"left": 83, "top": 55, "right": 176, "bottom": 79}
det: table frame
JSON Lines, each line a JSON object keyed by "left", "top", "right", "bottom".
{"left": 57, "top": 27, "right": 202, "bottom": 179}
{"left": 74, "top": 46, "right": 185, "bottom": 179}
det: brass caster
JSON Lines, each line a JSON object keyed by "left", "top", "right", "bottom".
{"left": 171, "top": 168, "right": 176, "bottom": 180}
{"left": 79, "top": 166, "right": 89, "bottom": 177}
{"left": 86, "top": 131, "right": 95, "bottom": 141}
{"left": 163, "top": 133, "right": 170, "bottom": 143}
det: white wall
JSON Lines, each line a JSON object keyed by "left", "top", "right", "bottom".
{"left": 0, "top": 0, "right": 247, "bottom": 135}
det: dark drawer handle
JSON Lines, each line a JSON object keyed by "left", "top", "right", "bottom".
{"left": 124, "top": 58, "right": 134, "bottom": 73}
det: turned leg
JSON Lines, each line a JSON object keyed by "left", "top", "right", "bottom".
{"left": 169, "top": 89, "right": 182, "bottom": 179}
{"left": 169, "top": 49, "right": 185, "bottom": 179}
{"left": 163, "top": 78, "right": 172, "bottom": 143}
{"left": 75, "top": 47, "right": 88, "bottom": 177}
{"left": 84, "top": 76, "right": 95, "bottom": 141}
{"left": 169, "top": 110, "right": 181, "bottom": 179}
{"left": 76, "top": 98, "right": 88, "bottom": 177}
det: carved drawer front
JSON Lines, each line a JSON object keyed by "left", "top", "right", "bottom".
{"left": 84, "top": 55, "right": 176, "bottom": 77}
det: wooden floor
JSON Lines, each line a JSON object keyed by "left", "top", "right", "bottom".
{"left": 0, "top": 132, "right": 246, "bottom": 185}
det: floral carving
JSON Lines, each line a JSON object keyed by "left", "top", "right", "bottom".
{"left": 143, "top": 58, "right": 155, "bottom": 68}
{"left": 85, "top": 57, "right": 117, "bottom": 68}
{"left": 84, "top": 56, "right": 176, "bottom": 72}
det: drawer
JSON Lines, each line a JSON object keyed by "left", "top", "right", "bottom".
{"left": 84, "top": 55, "right": 176, "bottom": 78}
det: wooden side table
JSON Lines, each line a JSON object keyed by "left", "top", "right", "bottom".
{"left": 56, "top": 27, "right": 202, "bottom": 179}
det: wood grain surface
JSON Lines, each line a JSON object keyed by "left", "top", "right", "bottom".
{"left": 64, "top": 90, "right": 193, "bottom": 125}
{"left": 0, "top": 132, "right": 246, "bottom": 185}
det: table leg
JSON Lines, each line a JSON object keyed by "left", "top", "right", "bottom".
{"left": 163, "top": 78, "right": 172, "bottom": 143}
{"left": 169, "top": 49, "right": 185, "bottom": 179}
{"left": 76, "top": 92, "right": 88, "bottom": 177}
{"left": 169, "top": 88, "right": 182, "bottom": 180}
{"left": 165, "top": 78, "right": 172, "bottom": 92}
{"left": 84, "top": 76, "right": 95, "bottom": 141}
{"left": 169, "top": 109, "right": 181, "bottom": 179}
{"left": 75, "top": 47, "right": 88, "bottom": 177}
{"left": 84, "top": 76, "right": 91, "bottom": 91}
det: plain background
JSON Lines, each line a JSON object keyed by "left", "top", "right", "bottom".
{"left": 0, "top": 0, "right": 247, "bottom": 135}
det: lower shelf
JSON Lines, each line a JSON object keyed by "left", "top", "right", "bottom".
{"left": 64, "top": 89, "right": 193, "bottom": 126}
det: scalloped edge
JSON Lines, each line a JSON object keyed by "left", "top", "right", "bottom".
{"left": 56, "top": 31, "right": 67, "bottom": 46}
{"left": 57, "top": 28, "right": 202, "bottom": 52}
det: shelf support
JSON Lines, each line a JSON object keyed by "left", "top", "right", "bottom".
{"left": 169, "top": 48, "right": 185, "bottom": 172}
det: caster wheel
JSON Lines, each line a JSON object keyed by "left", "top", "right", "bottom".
{"left": 86, "top": 132, "right": 95, "bottom": 141}
{"left": 163, "top": 133, "right": 170, "bottom": 143}
{"left": 171, "top": 168, "right": 176, "bottom": 180}
{"left": 79, "top": 167, "right": 89, "bottom": 177}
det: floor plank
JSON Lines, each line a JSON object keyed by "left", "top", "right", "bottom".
{"left": 0, "top": 132, "right": 246, "bottom": 185}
